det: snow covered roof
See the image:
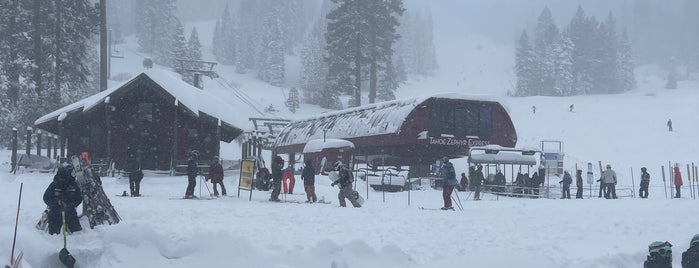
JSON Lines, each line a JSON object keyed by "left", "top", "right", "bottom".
{"left": 34, "top": 70, "right": 252, "bottom": 134}
{"left": 274, "top": 93, "right": 507, "bottom": 147}
{"left": 302, "top": 139, "right": 355, "bottom": 153}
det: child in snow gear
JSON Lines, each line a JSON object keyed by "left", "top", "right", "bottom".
{"left": 559, "top": 170, "right": 572, "bottom": 199}
{"left": 674, "top": 165, "right": 683, "bottom": 198}
{"left": 644, "top": 241, "right": 673, "bottom": 268}
{"left": 439, "top": 157, "right": 458, "bottom": 210}
{"left": 301, "top": 159, "right": 317, "bottom": 203}
{"left": 269, "top": 156, "right": 284, "bottom": 202}
{"left": 184, "top": 150, "right": 199, "bottom": 199}
{"left": 470, "top": 165, "right": 484, "bottom": 200}
{"left": 282, "top": 165, "right": 296, "bottom": 194}
{"left": 575, "top": 170, "right": 584, "bottom": 199}
{"left": 43, "top": 163, "right": 83, "bottom": 235}
{"left": 209, "top": 156, "right": 226, "bottom": 196}
{"left": 602, "top": 164, "right": 618, "bottom": 199}
{"left": 331, "top": 161, "right": 361, "bottom": 207}
{"left": 459, "top": 172, "right": 469, "bottom": 192}
{"left": 681, "top": 234, "right": 699, "bottom": 268}
{"left": 640, "top": 167, "right": 650, "bottom": 198}
{"left": 126, "top": 156, "right": 143, "bottom": 197}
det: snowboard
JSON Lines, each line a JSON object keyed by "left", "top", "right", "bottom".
{"left": 71, "top": 155, "right": 121, "bottom": 229}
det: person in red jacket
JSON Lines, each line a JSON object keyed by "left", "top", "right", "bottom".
{"left": 674, "top": 164, "right": 683, "bottom": 198}
{"left": 209, "top": 156, "right": 226, "bottom": 196}
{"left": 282, "top": 165, "right": 296, "bottom": 194}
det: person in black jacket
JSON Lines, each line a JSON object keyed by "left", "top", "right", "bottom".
{"left": 43, "top": 163, "right": 83, "bottom": 235}
{"left": 331, "top": 161, "right": 361, "bottom": 207}
{"left": 301, "top": 159, "right": 317, "bottom": 203}
{"left": 269, "top": 155, "right": 284, "bottom": 202}
{"left": 184, "top": 150, "right": 199, "bottom": 199}
{"left": 682, "top": 234, "right": 699, "bottom": 268}
{"left": 575, "top": 170, "right": 584, "bottom": 199}
{"left": 126, "top": 155, "right": 144, "bottom": 197}
{"left": 640, "top": 167, "right": 650, "bottom": 198}
{"left": 644, "top": 241, "right": 672, "bottom": 268}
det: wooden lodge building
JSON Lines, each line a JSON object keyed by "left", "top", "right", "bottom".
{"left": 34, "top": 70, "right": 246, "bottom": 170}
{"left": 273, "top": 93, "right": 518, "bottom": 177}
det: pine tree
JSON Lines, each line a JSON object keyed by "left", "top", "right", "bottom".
{"left": 377, "top": 60, "right": 398, "bottom": 101}
{"left": 666, "top": 58, "right": 678, "bottom": 89}
{"left": 136, "top": 0, "right": 180, "bottom": 67}
{"left": 515, "top": 30, "right": 535, "bottom": 97}
{"left": 598, "top": 12, "right": 620, "bottom": 94}
{"left": 212, "top": 19, "right": 223, "bottom": 60}
{"left": 300, "top": 17, "right": 329, "bottom": 105}
{"left": 366, "top": 0, "right": 403, "bottom": 103}
{"left": 325, "top": 0, "right": 367, "bottom": 107}
{"left": 172, "top": 21, "right": 192, "bottom": 86}
{"left": 553, "top": 31, "right": 574, "bottom": 96}
{"left": 617, "top": 29, "right": 636, "bottom": 92}
{"left": 285, "top": 88, "right": 301, "bottom": 113}
{"left": 257, "top": 1, "right": 285, "bottom": 87}
{"left": 567, "top": 6, "right": 595, "bottom": 95}
{"left": 533, "top": 7, "right": 559, "bottom": 96}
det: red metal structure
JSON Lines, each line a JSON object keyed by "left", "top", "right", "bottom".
{"left": 273, "top": 93, "right": 517, "bottom": 178}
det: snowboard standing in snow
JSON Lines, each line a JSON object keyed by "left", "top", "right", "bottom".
{"left": 71, "top": 155, "right": 121, "bottom": 229}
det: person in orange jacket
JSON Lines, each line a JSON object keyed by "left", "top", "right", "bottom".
{"left": 673, "top": 164, "right": 683, "bottom": 198}
{"left": 282, "top": 165, "right": 296, "bottom": 194}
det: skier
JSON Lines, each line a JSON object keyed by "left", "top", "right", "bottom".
{"left": 532, "top": 105, "right": 536, "bottom": 114}
{"left": 459, "top": 172, "right": 469, "bottom": 192}
{"left": 301, "top": 159, "right": 317, "bottom": 203}
{"left": 470, "top": 165, "right": 484, "bottom": 200}
{"left": 439, "top": 157, "right": 458, "bottom": 210}
{"left": 209, "top": 156, "right": 226, "bottom": 196}
{"left": 43, "top": 163, "right": 83, "bottom": 235}
{"left": 331, "top": 161, "right": 361, "bottom": 208}
{"left": 668, "top": 119, "right": 673, "bottom": 132}
{"left": 126, "top": 156, "right": 144, "bottom": 197}
{"left": 674, "top": 164, "right": 683, "bottom": 198}
{"left": 184, "top": 150, "right": 199, "bottom": 199}
{"left": 575, "top": 169, "right": 584, "bottom": 199}
{"left": 569, "top": 104, "right": 574, "bottom": 112}
{"left": 644, "top": 241, "right": 673, "bottom": 268}
{"left": 269, "top": 155, "right": 284, "bottom": 202}
{"left": 282, "top": 164, "right": 296, "bottom": 194}
{"left": 602, "top": 164, "right": 618, "bottom": 199}
{"left": 559, "top": 170, "right": 572, "bottom": 199}
{"left": 681, "top": 234, "right": 699, "bottom": 268}
{"left": 640, "top": 167, "right": 650, "bottom": 198}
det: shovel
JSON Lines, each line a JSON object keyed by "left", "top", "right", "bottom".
{"left": 59, "top": 210, "right": 76, "bottom": 268}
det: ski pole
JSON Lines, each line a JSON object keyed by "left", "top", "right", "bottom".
{"left": 631, "top": 167, "right": 635, "bottom": 198}
{"left": 452, "top": 190, "right": 463, "bottom": 210}
{"left": 10, "top": 183, "right": 23, "bottom": 266}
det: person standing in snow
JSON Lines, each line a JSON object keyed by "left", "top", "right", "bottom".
{"left": 126, "top": 155, "right": 144, "bottom": 197}
{"left": 667, "top": 119, "right": 673, "bottom": 132}
{"left": 269, "top": 155, "right": 284, "bottom": 202}
{"left": 602, "top": 164, "right": 618, "bottom": 199}
{"left": 209, "top": 156, "right": 226, "bottom": 196}
{"left": 559, "top": 170, "right": 572, "bottom": 199}
{"left": 532, "top": 105, "right": 536, "bottom": 114}
{"left": 282, "top": 164, "right": 296, "bottom": 194}
{"left": 569, "top": 104, "right": 574, "bottom": 112}
{"left": 439, "top": 157, "right": 458, "bottom": 210}
{"left": 682, "top": 234, "right": 699, "bottom": 268}
{"left": 184, "top": 150, "right": 199, "bottom": 199}
{"left": 575, "top": 170, "right": 584, "bottom": 199}
{"left": 674, "top": 164, "right": 683, "bottom": 198}
{"left": 459, "top": 172, "right": 469, "bottom": 192}
{"left": 301, "top": 159, "right": 317, "bottom": 203}
{"left": 639, "top": 167, "right": 650, "bottom": 198}
{"left": 470, "top": 165, "right": 484, "bottom": 200}
{"left": 331, "top": 161, "right": 361, "bottom": 208}
{"left": 43, "top": 163, "right": 83, "bottom": 235}
{"left": 644, "top": 241, "right": 673, "bottom": 268}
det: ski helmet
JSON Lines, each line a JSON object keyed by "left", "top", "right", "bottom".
{"left": 691, "top": 234, "right": 699, "bottom": 245}
{"left": 648, "top": 241, "right": 672, "bottom": 257}
{"left": 57, "top": 162, "right": 74, "bottom": 178}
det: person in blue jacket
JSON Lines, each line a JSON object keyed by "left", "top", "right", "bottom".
{"left": 559, "top": 170, "right": 572, "bottom": 199}
{"left": 439, "top": 157, "right": 458, "bottom": 210}
{"left": 43, "top": 163, "right": 83, "bottom": 235}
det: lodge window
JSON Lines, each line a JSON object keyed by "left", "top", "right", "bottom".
{"left": 138, "top": 103, "right": 153, "bottom": 122}
{"left": 429, "top": 102, "right": 493, "bottom": 139}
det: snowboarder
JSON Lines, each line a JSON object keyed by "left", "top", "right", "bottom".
{"left": 269, "top": 155, "right": 284, "bottom": 202}
{"left": 126, "top": 156, "right": 143, "bottom": 197}
{"left": 209, "top": 156, "right": 226, "bottom": 196}
{"left": 301, "top": 159, "right": 317, "bottom": 203}
{"left": 43, "top": 163, "right": 83, "bottom": 235}
{"left": 282, "top": 165, "right": 296, "bottom": 194}
{"left": 184, "top": 150, "right": 199, "bottom": 199}
{"left": 640, "top": 167, "right": 650, "bottom": 198}
{"left": 681, "top": 234, "right": 699, "bottom": 268}
{"left": 470, "top": 165, "right": 484, "bottom": 200}
{"left": 668, "top": 119, "right": 673, "bottom": 132}
{"left": 559, "top": 170, "right": 572, "bottom": 199}
{"left": 331, "top": 161, "right": 361, "bottom": 207}
{"left": 569, "top": 104, "right": 574, "bottom": 112}
{"left": 602, "top": 164, "right": 618, "bottom": 199}
{"left": 532, "top": 105, "right": 536, "bottom": 114}
{"left": 459, "top": 172, "right": 469, "bottom": 192}
{"left": 575, "top": 169, "right": 584, "bottom": 199}
{"left": 439, "top": 157, "right": 458, "bottom": 210}
{"left": 644, "top": 241, "right": 673, "bottom": 268}
{"left": 674, "top": 164, "right": 683, "bottom": 198}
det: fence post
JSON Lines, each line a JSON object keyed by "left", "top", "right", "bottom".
{"left": 11, "top": 128, "right": 18, "bottom": 170}
{"left": 25, "top": 127, "right": 32, "bottom": 157}
{"left": 36, "top": 130, "right": 42, "bottom": 156}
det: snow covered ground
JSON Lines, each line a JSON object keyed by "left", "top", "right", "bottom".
{"left": 2, "top": 11, "right": 699, "bottom": 267}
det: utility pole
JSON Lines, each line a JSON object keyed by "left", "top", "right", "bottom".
{"left": 100, "top": 0, "right": 108, "bottom": 91}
